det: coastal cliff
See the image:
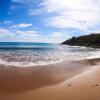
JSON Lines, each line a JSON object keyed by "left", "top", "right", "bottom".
{"left": 62, "top": 34, "right": 100, "bottom": 48}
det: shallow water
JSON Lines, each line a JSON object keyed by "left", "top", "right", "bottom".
{"left": 0, "top": 42, "right": 100, "bottom": 67}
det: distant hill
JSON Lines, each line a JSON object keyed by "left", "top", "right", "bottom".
{"left": 62, "top": 34, "right": 100, "bottom": 48}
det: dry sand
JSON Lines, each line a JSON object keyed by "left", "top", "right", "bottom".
{"left": 0, "top": 59, "right": 100, "bottom": 100}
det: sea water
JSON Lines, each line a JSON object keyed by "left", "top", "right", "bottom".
{"left": 0, "top": 42, "right": 99, "bottom": 67}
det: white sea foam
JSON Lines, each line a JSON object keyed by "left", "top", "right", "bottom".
{"left": 0, "top": 45, "right": 100, "bottom": 67}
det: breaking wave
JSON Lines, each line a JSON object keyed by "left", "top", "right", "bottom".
{"left": 0, "top": 43, "right": 100, "bottom": 67}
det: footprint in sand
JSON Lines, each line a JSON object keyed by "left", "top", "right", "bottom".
{"left": 92, "top": 84, "right": 99, "bottom": 87}
{"left": 92, "top": 85, "right": 95, "bottom": 87}
{"left": 95, "top": 84, "right": 99, "bottom": 87}
{"left": 84, "top": 83, "right": 99, "bottom": 87}
{"left": 68, "top": 84, "right": 71, "bottom": 87}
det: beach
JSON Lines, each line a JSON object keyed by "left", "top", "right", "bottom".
{"left": 0, "top": 58, "right": 100, "bottom": 100}
{"left": 1, "top": 0, "right": 100, "bottom": 99}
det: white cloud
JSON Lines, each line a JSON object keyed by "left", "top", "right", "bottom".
{"left": 15, "top": 30, "right": 39, "bottom": 37}
{"left": 11, "top": 23, "right": 32, "bottom": 29}
{"left": 0, "top": 28, "right": 39, "bottom": 42}
{"left": 51, "top": 32, "right": 70, "bottom": 38}
{"left": 0, "top": 27, "right": 71, "bottom": 43}
{"left": 12, "top": 0, "right": 36, "bottom": 4}
{"left": 0, "top": 28, "right": 16, "bottom": 41}
{"left": 14, "top": 30, "right": 70, "bottom": 43}
{"left": 37, "top": 31, "right": 71, "bottom": 43}
{"left": 29, "top": 9, "right": 44, "bottom": 16}
{"left": 0, "top": 28, "right": 11, "bottom": 35}
{"left": 42, "top": 0, "right": 100, "bottom": 33}
{"left": 4, "top": 21, "right": 12, "bottom": 24}
{"left": 10, "top": 0, "right": 100, "bottom": 42}
{"left": 48, "top": 31, "right": 71, "bottom": 43}
{"left": 11, "top": 0, "right": 100, "bottom": 34}
{"left": 12, "top": 0, "right": 27, "bottom": 3}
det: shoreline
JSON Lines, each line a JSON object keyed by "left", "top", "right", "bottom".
{"left": 0, "top": 60, "right": 87, "bottom": 93}
{"left": 0, "top": 58, "right": 100, "bottom": 100}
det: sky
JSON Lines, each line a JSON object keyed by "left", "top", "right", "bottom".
{"left": 0, "top": 0, "right": 100, "bottom": 43}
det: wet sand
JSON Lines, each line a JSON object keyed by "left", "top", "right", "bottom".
{"left": 0, "top": 59, "right": 100, "bottom": 100}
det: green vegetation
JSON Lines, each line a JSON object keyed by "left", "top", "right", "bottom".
{"left": 62, "top": 33, "right": 100, "bottom": 48}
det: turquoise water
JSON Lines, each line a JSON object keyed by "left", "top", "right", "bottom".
{"left": 0, "top": 42, "right": 100, "bottom": 67}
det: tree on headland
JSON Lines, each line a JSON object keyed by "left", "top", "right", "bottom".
{"left": 62, "top": 33, "right": 100, "bottom": 48}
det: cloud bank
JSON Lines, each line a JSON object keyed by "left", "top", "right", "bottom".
{"left": 41, "top": 0, "right": 100, "bottom": 33}
{"left": 1, "top": 0, "right": 100, "bottom": 43}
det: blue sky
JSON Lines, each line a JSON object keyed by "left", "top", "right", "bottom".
{"left": 0, "top": 0, "right": 100, "bottom": 43}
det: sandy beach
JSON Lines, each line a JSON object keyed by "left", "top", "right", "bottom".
{"left": 1, "top": 0, "right": 100, "bottom": 99}
{"left": 0, "top": 59, "right": 100, "bottom": 100}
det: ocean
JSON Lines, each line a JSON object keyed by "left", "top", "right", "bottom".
{"left": 0, "top": 42, "right": 100, "bottom": 67}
